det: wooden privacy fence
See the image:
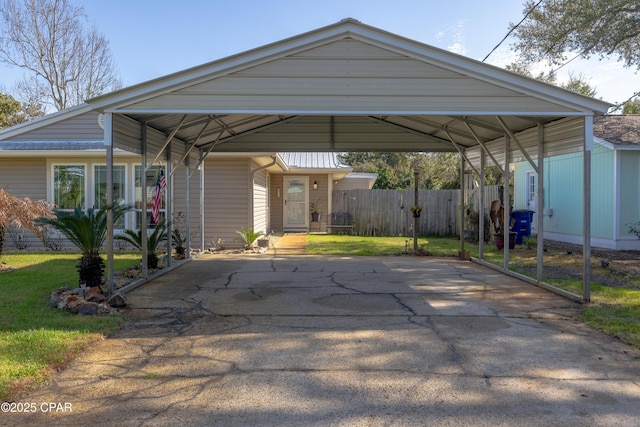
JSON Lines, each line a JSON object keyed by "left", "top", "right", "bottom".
{"left": 331, "top": 189, "right": 459, "bottom": 236}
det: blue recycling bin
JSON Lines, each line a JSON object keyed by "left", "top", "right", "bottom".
{"left": 510, "top": 210, "right": 535, "bottom": 244}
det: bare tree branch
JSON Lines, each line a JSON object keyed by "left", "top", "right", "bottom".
{"left": 0, "top": 0, "right": 121, "bottom": 111}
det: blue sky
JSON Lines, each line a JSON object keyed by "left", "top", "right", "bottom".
{"left": 2, "top": 0, "right": 639, "bottom": 106}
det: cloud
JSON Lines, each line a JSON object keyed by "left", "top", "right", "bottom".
{"left": 447, "top": 19, "right": 468, "bottom": 56}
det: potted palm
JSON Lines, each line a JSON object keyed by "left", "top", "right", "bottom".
{"left": 310, "top": 200, "right": 321, "bottom": 222}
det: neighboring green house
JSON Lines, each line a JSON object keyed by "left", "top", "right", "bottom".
{"left": 513, "top": 115, "right": 640, "bottom": 250}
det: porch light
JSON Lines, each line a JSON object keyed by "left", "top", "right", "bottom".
{"left": 313, "top": 180, "right": 318, "bottom": 190}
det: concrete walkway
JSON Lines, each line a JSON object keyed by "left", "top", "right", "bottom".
{"left": 7, "top": 252, "right": 640, "bottom": 426}
{"left": 271, "top": 233, "right": 308, "bottom": 255}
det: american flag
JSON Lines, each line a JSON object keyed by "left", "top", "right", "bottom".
{"left": 151, "top": 168, "right": 166, "bottom": 224}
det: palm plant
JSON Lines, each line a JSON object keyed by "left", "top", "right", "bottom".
{"left": 234, "top": 227, "right": 264, "bottom": 250}
{"left": 115, "top": 219, "right": 168, "bottom": 269}
{"left": 36, "top": 204, "right": 130, "bottom": 288}
{"left": 172, "top": 228, "right": 186, "bottom": 259}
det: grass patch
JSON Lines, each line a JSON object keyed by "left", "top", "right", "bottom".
{"left": 307, "top": 234, "right": 462, "bottom": 256}
{"left": 0, "top": 252, "right": 139, "bottom": 399}
{"left": 582, "top": 285, "right": 640, "bottom": 349}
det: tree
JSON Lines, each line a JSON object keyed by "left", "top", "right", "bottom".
{"left": 622, "top": 98, "right": 640, "bottom": 114}
{"left": 36, "top": 204, "right": 130, "bottom": 288}
{"left": 0, "top": 93, "right": 20, "bottom": 129}
{"left": 0, "top": 0, "right": 121, "bottom": 111}
{"left": 0, "top": 188, "right": 54, "bottom": 255}
{"left": 0, "top": 91, "right": 45, "bottom": 129}
{"left": 506, "top": 64, "right": 598, "bottom": 97}
{"left": 511, "top": 1, "right": 640, "bottom": 70}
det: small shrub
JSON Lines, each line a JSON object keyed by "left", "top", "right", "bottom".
{"left": 115, "top": 219, "right": 168, "bottom": 269}
{"left": 523, "top": 236, "right": 536, "bottom": 249}
{"left": 234, "top": 227, "right": 264, "bottom": 249}
{"left": 627, "top": 222, "right": 640, "bottom": 239}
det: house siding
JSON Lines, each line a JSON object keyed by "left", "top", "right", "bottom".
{"left": 513, "top": 142, "right": 635, "bottom": 249}
{"left": 204, "top": 157, "right": 250, "bottom": 248}
{"left": 0, "top": 158, "right": 48, "bottom": 249}
{"left": 252, "top": 164, "right": 269, "bottom": 235}
{"left": 619, "top": 151, "right": 640, "bottom": 239}
{"left": 11, "top": 112, "right": 103, "bottom": 141}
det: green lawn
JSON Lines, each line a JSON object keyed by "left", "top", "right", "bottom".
{"left": 0, "top": 252, "right": 139, "bottom": 399}
{"left": 307, "top": 234, "right": 462, "bottom": 256}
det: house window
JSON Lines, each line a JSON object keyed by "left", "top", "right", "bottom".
{"left": 53, "top": 165, "right": 85, "bottom": 209}
{"left": 134, "top": 165, "right": 165, "bottom": 227}
{"left": 94, "top": 165, "right": 126, "bottom": 228}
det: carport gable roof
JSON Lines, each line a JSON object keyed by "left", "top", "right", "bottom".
{"left": 90, "top": 19, "right": 611, "bottom": 154}
{"left": 2, "top": 19, "right": 612, "bottom": 154}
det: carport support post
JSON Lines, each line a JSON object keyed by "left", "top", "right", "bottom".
{"left": 413, "top": 171, "right": 419, "bottom": 252}
{"left": 537, "top": 124, "right": 545, "bottom": 282}
{"left": 200, "top": 153, "right": 205, "bottom": 251}
{"left": 459, "top": 155, "right": 465, "bottom": 254}
{"left": 166, "top": 142, "right": 172, "bottom": 268}
{"left": 105, "top": 113, "right": 114, "bottom": 295}
{"left": 141, "top": 124, "right": 148, "bottom": 279}
{"left": 479, "top": 148, "right": 485, "bottom": 258}
{"left": 583, "top": 116, "right": 593, "bottom": 302}
{"left": 185, "top": 155, "right": 191, "bottom": 258}
{"left": 503, "top": 134, "right": 510, "bottom": 270}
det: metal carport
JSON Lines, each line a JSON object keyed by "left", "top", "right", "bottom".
{"left": 86, "top": 19, "right": 611, "bottom": 301}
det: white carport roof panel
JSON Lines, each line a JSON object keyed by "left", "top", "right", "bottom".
{"left": 117, "top": 38, "right": 584, "bottom": 116}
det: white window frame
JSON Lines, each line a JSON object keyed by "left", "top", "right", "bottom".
{"left": 48, "top": 161, "right": 88, "bottom": 211}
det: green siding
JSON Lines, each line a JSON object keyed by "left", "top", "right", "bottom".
{"left": 513, "top": 142, "right": 616, "bottom": 240}
{"left": 619, "top": 151, "right": 640, "bottom": 237}
{"left": 513, "top": 163, "right": 528, "bottom": 209}
{"left": 591, "top": 144, "right": 615, "bottom": 239}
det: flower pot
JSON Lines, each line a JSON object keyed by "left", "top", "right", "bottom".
{"left": 311, "top": 212, "right": 320, "bottom": 222}
{"left": 494, "top": 232, "right": 516, "bottom": 250}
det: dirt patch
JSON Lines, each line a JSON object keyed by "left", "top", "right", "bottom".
{"left": 0, "top": 261, "right": 15, "bottom": 273}
{"left": 512, "top": 240, "right": 640, "bottom": 289}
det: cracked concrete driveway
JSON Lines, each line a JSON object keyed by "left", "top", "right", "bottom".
{"left": 7, "top": 254, "right": 640, "bottom": 426}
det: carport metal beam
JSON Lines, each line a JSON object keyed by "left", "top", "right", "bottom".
{"left": 497, "top": 116, "right": 540, "bottom": 175}
{"left": 367, "top": 116, "right": 459, "bottom": 148}
{"left": 146, "top": 114, "right": 187, "bottom": 172}
{"left": 463, "top": 121, "right": 504, "bottom": 173}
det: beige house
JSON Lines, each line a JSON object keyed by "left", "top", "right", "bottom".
{"left": 0, "top": 116, "right": 372, "bottom": 249}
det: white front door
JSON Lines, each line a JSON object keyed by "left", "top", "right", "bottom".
{"left": 283, "top": 176, "right": 309, "bottom": 230}
{"left": 526, "top": 171, "right": 537, "bottom": 230}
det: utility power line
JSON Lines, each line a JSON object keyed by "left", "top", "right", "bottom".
{"left": 482, "top": 0, "right": 545, "bottom": 62}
